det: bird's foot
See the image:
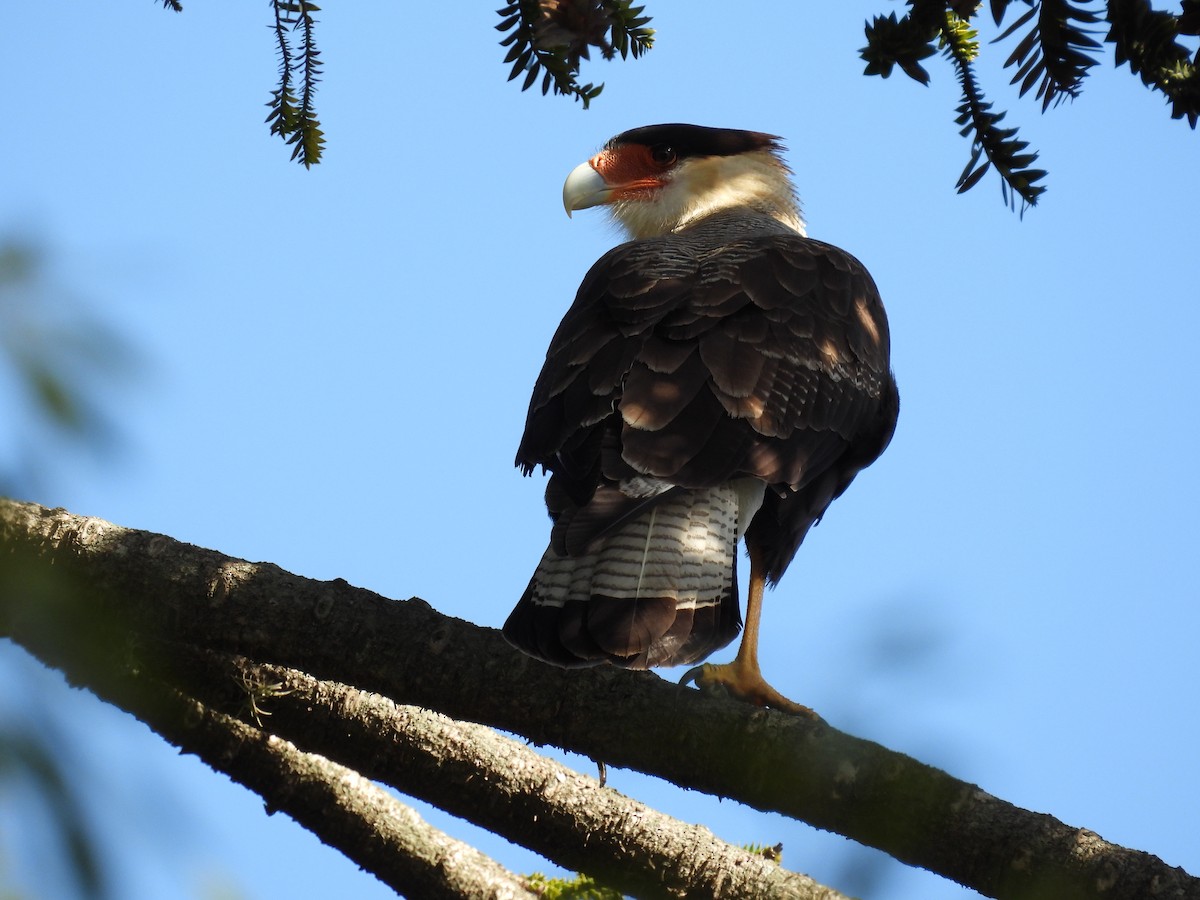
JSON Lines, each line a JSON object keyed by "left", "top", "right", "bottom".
{"left": 680, "top": 660, "right": 822, "bottom": 720}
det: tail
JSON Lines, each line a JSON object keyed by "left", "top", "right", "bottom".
{"left": 503, "top": 484, "right": 743, "bottom": 669}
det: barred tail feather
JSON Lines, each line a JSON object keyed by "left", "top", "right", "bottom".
{"left": 503, "top": 485, "right": 743, "bottom": 669}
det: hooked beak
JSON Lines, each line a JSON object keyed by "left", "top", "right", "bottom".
{"left": 562, "top": 160, "right": 613, "bottom": 217}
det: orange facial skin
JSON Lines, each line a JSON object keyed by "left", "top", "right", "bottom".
{"left": 589, "top": 144, "right": 673, "bottom": 200}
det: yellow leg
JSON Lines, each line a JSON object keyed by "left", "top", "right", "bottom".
{"left": 680, "top": 543, "right": 821, "bottom": 720}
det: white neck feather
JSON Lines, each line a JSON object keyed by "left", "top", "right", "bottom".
{"left": 609, "top": 150, "right": 805, "bottom": 239}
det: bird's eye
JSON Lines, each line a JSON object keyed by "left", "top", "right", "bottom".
{"left": 650, "top": 144, "right": 677, "bottom": 166}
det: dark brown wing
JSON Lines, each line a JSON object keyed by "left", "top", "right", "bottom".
{"left": 516, "top": 211, "right": 898, "bottom": 578}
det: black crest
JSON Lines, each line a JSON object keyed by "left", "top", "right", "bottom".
{"left": 607, "top": 124, "right": 783, "bottom": 160}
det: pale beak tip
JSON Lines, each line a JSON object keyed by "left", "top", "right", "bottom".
{"left": 562, "top": 160, "right": 611, "bottom": 218}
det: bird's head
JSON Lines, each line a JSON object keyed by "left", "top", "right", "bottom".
{"left": 562, "top": 124, "right": 804, "bottom": 239}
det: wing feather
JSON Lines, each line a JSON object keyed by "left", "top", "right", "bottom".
{"left": 515, "top": 211, "right": 897, "bottom": 581}
{"left": 699, "top": 328, "right": 766, "bottom": 398}
{"left": 619, "top": 350, "right": 710, "bottom": 431}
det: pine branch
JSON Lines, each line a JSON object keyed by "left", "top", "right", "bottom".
{"left": 861, "top": 1, "right": 1048, "bottom": 208}
{"left": 1106, "top": 0, "right": 1200, "bottom": 127}
{"left": 292, "top": 2, "right": 325, "bottom": 166}
{"left": 156, "top": 0, "right": 184, "bottom": 11}
{"left": 860, "top": 0, "right": 1192, "bottom": 209}
{"left": 264, "top": 0, "right": 325, "bottom": 166}
{"left": 941, "top": 11, "right": 1048, "bottom": 209}
{"left": 861, "top": 1, "right": 944, "bottom": 84}
{"left": 265, "top": 3, "right": 300, "bottom": 150}
{"left": 495, "top": 0, "right": 654, "bottom": 108}
{"left": 997, "top": 0, "right": 1102, "bottom": 110}
{"left": 3, "top": 498, "right": 1198, "bottom": 900}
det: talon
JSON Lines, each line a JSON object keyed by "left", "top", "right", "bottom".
{"left": 679, "top": 662, "right": 734, "bottom": 700}
{"left": 681, "top": 658, "right": 821, "bottom": 719}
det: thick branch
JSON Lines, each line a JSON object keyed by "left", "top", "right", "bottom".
{"left": 164, "top": 648, "right": 844, "bottom": 900}
{"left": 34, "top": 649, "right": 537, "bottom": 899}
{"left": 185, "top": 711, "right": 536, "bottom": 900}
{"left": 2, "top": 498, "right": 1197, "bottom": 900}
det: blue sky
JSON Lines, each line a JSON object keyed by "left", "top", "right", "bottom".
{"left": 2, "top": 3, "right": 1198, "bottom": 898}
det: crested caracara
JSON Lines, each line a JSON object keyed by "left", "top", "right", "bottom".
{"left": 504, "top": 124, "right": 898, "bottom": 716}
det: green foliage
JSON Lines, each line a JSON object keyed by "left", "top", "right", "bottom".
{"left": 997, "top": 0, "right": 1102, "bottom": 110}
{"left": 0, "top": 729, "right": 105, "bottom": 899}
{"left": 1107, "top": 0, "right": 1200, "bottom": 126}
{"left": 495, "top": 0, "right": 654, "bottom": 108}
{"left": 743, "top": 842, "right": 784, "bottom": 863}
{"left": 863, "top": 1, "right": 1197, "bottom": 209}
{"left": 524, "top": 872, "right": 623, "bottom": 899}
{"left": 862, "top": 4, "right": 1047, "bottom": 209}
{"left": 0, "top": 241, "right": 135, "bottom": 494}
{"left": 265, "top": 1, "right": 325, "bottom": 167}
{"left": 862, "top": 5, "right": 942, "bottom": 83}
{"left": 0, "top": 238, "right": 147, "bottom": 900}
{"left": 942, "top": 11, "right": 1048, "bottom": 209}
{"left": 161, "top": 1, "right": 325, "bottom": 164}
{"left": 162, "top": 1, "right": 1194, "bottom": 197}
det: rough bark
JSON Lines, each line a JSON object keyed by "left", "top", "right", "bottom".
{"left": 33, "top": 649, "right": 538, "bottom": 899}
{"left": 166, "top": 648, "right": 846, "bottom": 900}
{"left": 2, "top": 498, "right": 1197, "bottom": 900}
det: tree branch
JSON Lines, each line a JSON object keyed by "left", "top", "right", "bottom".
{"left": 161, "top": 647, "right": 844, "bottom": 900}
{"left": 2, "top": 498, "right": 1197, "bottom": 900}
{"left": 182, "top": 710, "right": 537, "bottom": 900}
{"left": 18, "top": 638, "right": 538, "bottom": 899}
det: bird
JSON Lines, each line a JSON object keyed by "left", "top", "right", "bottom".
{"left": 503, "top": 124, "right": 898, "bottom": 716}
